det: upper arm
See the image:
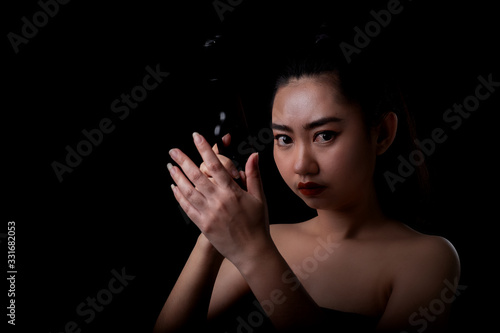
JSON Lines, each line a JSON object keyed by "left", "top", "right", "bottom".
{"left": 377, "top": 236, "right": 461, "bottom": 333}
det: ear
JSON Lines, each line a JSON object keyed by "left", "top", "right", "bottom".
{"left": 375, "top": 112, "right": 398, "bottom": 155}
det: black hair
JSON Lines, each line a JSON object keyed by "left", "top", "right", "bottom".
{"left": 271, "top": 33, "right": 429, "bottom": 224}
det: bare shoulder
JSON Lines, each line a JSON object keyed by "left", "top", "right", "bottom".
{"left": 413, "top": 234, "right": 460, "bottom": 279}
{"left": 387, "top": 223, "right": 460, "bottom": 273}
{"left": 377, "top": 223, "right": 461, "bottom": 331}
{"left": 386, "top": 225, "right": 460, "bottom": 294}
{"left": 413, "top": 233, "right": 459, "bottom": 262}
{"left": 269, "top": 219, "right": 460, "bottom": 279}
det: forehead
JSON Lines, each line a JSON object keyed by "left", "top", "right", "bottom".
{"left": 272, "top": 77, "right": 359, "bottom": 124}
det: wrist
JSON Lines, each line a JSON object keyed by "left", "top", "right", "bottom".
{"left": 234, "top": 236, "right": 281, "bottom": 277}
{"left": 195, "top": 233, "right": 224, "bottom": 265}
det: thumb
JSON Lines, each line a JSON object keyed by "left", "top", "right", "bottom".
{"left": 244, "top": 152, "right": 265, "bottom": 201}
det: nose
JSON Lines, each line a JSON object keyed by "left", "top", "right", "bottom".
{"left": 293, "top": 144, "right": 319, "bottom": 176}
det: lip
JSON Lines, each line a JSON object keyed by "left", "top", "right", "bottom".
{"left": 298, "top": 182, "right": 327, "bottom": 196}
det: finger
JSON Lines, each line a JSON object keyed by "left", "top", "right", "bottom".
{"left": 212, "top": 134, "right": 231, "bottom": 155}
{"left": 167, "top": 162, "right": 208, "bottom": 210}
{"left": 192, "top": 132, "right": 234, "bottom": 188}
{"left": 201, "top": 156, "right": 240, "bottom": 180}
{"left": 245, "top": 153, "right": 265, "bottom": 202}
{"left": 169, "top": 148, "right": 216, "bottom": 195}
{"left": 222, "top": 133, "right": 231, "bottom": 147}
{"left": 170, "top": 184, "right": 203, "bottom": 225}
{"left": 239, "top": 170, "right": 246, "bottom": 187}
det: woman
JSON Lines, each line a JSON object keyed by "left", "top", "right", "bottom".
{"left": 154, "top": 45, "right": 460, "bottom": 332}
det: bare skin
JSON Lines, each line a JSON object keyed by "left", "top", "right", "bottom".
{"left": 154, "top": 76, "right": 460, "bottom": 333}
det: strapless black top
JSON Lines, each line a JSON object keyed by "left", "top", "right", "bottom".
{"left": 318, "top": 307, "right": 379, "bottom": 332}
{"left": 207, "top": 293, "right": 379, "bottom": 333}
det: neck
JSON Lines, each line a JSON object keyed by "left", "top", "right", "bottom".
{"left": 313, "top": 186, "right": 386, "bottom": 240}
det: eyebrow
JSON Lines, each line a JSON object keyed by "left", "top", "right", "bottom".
{"left": 271, "top": 117, "right": 343, "bottom": 133}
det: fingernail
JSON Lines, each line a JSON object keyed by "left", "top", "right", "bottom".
{"left": 253, "top": 152, "right": 259, "bottom": 167}
{"left": 231, "top": 169, "right": 240, "bottom": 179}
{"left": 169, "top": 149, "right": 178, "bottom": 159}
{"left": 193, "top": 132, "right": 202, "bottom": 145}
{"left": 167, "top": 163, "right": 176, "bottom": 175}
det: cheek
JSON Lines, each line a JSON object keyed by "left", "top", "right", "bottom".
{"left": 273, "top": 148, "right": 286, "bottom": 175}
{"left": 319, "top": 139, "right": 376, "bottom": 184}
{"left": 273, "top": 148, "right": 295, "bottom": 187}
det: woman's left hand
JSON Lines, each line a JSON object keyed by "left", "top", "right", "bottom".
{"left": 167, "top": 132, "right": 271, "bottom": 267}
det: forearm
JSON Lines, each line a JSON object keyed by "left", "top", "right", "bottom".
{"left": 154, "top": 236, "right": 224, "bottom": 333}
{"left": 236, "top": 240, "right": 324, "bottom": 332}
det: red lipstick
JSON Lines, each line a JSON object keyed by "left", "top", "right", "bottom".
{"left": 298, "top": 182, "right": 326, "bottom": 196}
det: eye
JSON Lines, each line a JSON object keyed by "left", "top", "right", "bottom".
{"left": 314, "top": 131, "right": 337, "bottom": 143}
{"left": 274, "top": 134, "right": 293, "bottom": 147}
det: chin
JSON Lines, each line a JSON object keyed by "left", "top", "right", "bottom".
{"left": 296, "top": 191, "right": 336, "bottom": 210}
{"left": 298, "top": 190, "right": 357, "bottom": 212}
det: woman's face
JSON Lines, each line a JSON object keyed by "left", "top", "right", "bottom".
{"left": 272, "top": 76, "right": 379, "bottom": 211}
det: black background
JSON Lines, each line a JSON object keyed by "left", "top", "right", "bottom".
{"left": 3, "top": 0, "right": 499, "bottom": 332}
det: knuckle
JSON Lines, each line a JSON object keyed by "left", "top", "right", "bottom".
{"left": 207, "top": 161, "right": 224, "bottom": 173}
{"left": 228, "top": 182, "right": 243, "bottom": 196}
{"left": 205, "top": 181, "right": 217, "bottom": 194}
{"left": 184, "top": 186, "right": 196, "bottom": 200}
{"left": 219, "top": 190, "right": 239, "bottom": 207}
{"left": 188, "top": 169, "right": 204, "bottom": 183}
